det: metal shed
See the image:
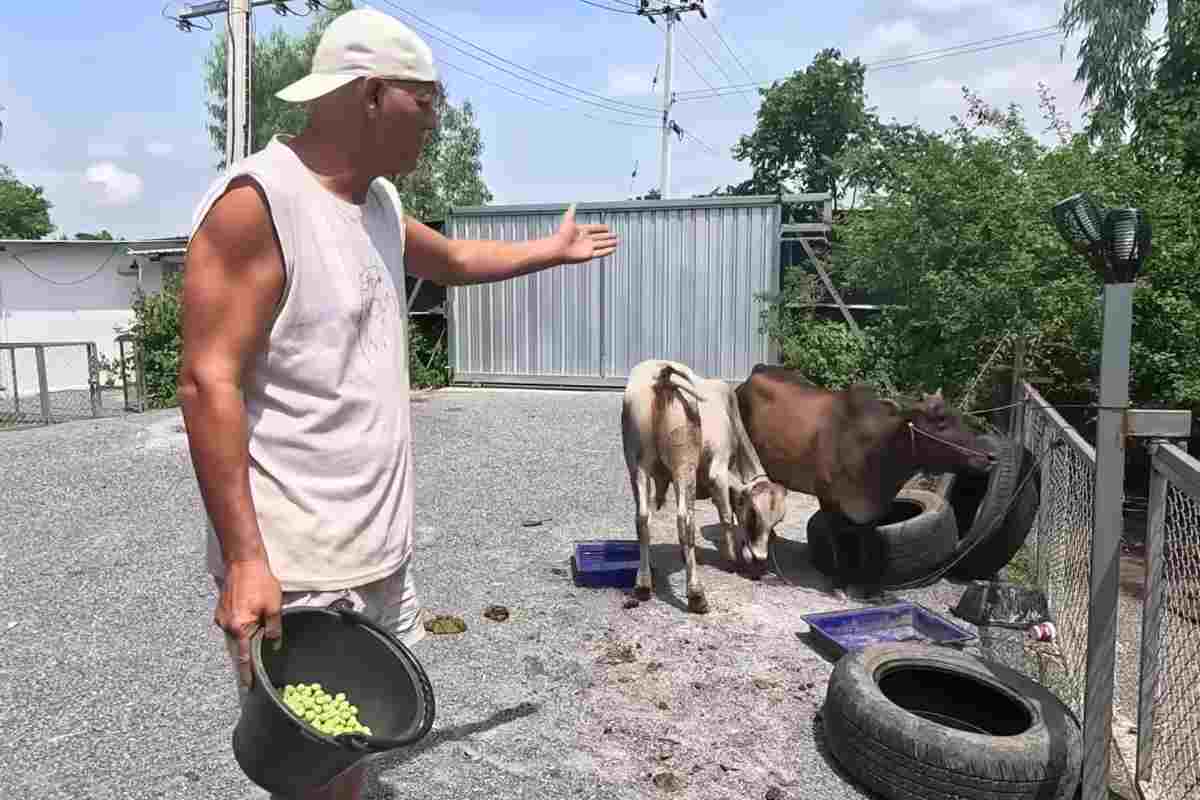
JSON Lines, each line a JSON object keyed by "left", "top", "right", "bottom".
{"left": 445, "top": 195, "right": 788, "bottom": 388}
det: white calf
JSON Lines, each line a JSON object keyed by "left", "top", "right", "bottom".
{"left": 620, "top": 359, "right": 787, "bottom": 614}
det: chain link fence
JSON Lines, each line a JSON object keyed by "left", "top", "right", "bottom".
{"left": 1019, "top": 383, "right": 1097, "bottom": 720}
{"left": 1136, "top": 442, "right": 1200, "bottom": 800}
{"left": 1018, "top": 382, "right": 1200, "bottom": 800}
{"left": 0, "top": 341, "right": 122, "bottom": 429}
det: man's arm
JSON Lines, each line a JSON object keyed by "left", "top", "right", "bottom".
{"left": 178, "top": 177, "right": 284, "bottom": 568}
{"left": 403, "top": 204, "right": 619, "bottom": 286}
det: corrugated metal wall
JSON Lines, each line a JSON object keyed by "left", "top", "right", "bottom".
{"left": 446, "top": 196, "right": 780, "bottom": 387}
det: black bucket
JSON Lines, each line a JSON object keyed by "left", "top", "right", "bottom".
{"left": 232, "top": 606, "right": 436, "bottom": 796}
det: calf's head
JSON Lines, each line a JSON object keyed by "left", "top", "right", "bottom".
{"left": 896, "top": 390, "right": 995, "bottom": 475}
{"left": 732, "top": 479, "right": 788, "bottom": 575}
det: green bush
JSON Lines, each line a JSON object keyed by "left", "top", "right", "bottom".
{"left": 128, "top": 271, "right": 184, "bottom": 409}
{"left": 758, "top": 263, "right": 895, "bottom": 393}
{"left": 408, "top": 315, "right": 450, "bottom": 390}
{"left": 768, "top": 86, "right": 1200, "bottom": 417}
{"left": 126, "top": 271, "right": 450, "bottom": 409}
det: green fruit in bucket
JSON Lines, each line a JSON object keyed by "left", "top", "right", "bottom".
{"left": 281, "top": 683, "right": 372, "bottom": 738}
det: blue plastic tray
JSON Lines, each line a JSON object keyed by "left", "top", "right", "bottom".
{"left": 800, "top": 602, "right": 975, "bottom": 658}
{"left": 573, "top": 540, "right": 641, "bottom": 588}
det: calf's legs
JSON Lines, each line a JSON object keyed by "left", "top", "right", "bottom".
{"left": 674, "top": 472, "right": 708, "bottom": 614}
{"left": 630, "top": 464, "right": 654, "bottom": 602}
{"left": 710, "top": 472, "right": 739, "bottom": 568}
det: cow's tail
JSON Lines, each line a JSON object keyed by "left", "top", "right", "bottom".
{"left": 652, "top": 363, "right": 703, "bottom": 427}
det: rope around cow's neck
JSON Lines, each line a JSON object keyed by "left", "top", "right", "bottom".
{"left": 907, "top": 422, "right": 996, "bottom": 462}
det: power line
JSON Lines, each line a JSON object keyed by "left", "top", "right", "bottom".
{"left": 576, "top": 0, "right": 639, "bottom": 13}
{"left": 369, "top": 0, "right": 659, "bottom": 116}
{"left": 437, "top": 58, "right": 660, "bottom": 129}
{"left": 681, "top": 129, "right": 720, "bottom": 157}
{"left": 706, "top": 17, "right": 758, "bottom": 86}
{"left": 677, "top": 18, "right": 747, "bottom": 104}
{"left": 867, "top": 25, "right": 1058, "bottom": 68}
{"left": 673, "top": 26, "right": 1063, "bottom": 100}
{"left": 870, "top": 29, "right": 1060, "bottom": 72}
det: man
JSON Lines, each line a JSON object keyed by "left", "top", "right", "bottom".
{"left": 178, "top": 8, "right": 618, "bottom": 799}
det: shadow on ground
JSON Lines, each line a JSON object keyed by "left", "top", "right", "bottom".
{"left": 365, "top": 702, "right": 542, "bottom": 797}
{"left": 627, "top": 522, "right": 843, "bottom": 615}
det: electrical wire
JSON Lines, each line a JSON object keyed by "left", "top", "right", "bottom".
{"left": 678, "top": 18, "right": 748, "bottom": 106}
{"left": 681, "top": 129, "right": 720, "bottom": 157}
{"left": 868, "top": 29, "right": 1061, "bottom": 72}
{"left": 437, "top": 58, "right": 660, "bottom": 129}
{"left": 706, "top": 17, "right": 760, "bottom": 85}
{"left": 867, "top": 25, "right": 1058, "bottom": 69}
{"left": 673, "top": 26, "right": 1063, "bottom": 100}
{"left": 576, "top": 0, "right": 640, "bottom": 13}
{"left": 4, "top": 247, "right": 123, "bottom": 287}
{"left": 162, "top": 2, "right": 214, "bottom": 31}
{"left": 369, "top": 0, "right": 660, "bottom": 116}
{"left": 278, "top": 1, "right": 313, "bottom": 17}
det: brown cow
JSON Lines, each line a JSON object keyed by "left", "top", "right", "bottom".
{"left": 735, "top": 364, "right": 995, "bottom": 591}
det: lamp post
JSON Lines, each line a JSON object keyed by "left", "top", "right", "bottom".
{"left": 1050, "top": 193, "right": 1151, "bottom": 800}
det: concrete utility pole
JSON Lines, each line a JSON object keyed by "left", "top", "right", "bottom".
{"left": 637, "top": 0, "right": 706, "bottom": 199}
{"left": 227, "top": 0, "right": 253, "bottom": 167}
{"left": 177, "top": 0, "right": 306, "bottom": 167}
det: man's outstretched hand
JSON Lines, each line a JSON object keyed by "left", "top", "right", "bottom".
{"left": 554, "top": 204, "right": 619, "bottom": 264}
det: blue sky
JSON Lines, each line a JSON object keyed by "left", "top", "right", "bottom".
{"left": 0, "top": 0, "right": 1158, "bottom": 240}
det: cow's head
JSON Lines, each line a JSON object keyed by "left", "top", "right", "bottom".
{"left": 732, "top": 478, "right": 788, "bottom": 576}
{"left": 891, "top": 389, "right": 995, "bottom": 475}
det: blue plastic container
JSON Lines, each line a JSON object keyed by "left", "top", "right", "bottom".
{"left": 800, "top": 602, "right": 975, "bottom": 658}
{"left": 573, "top": 540, "right": 641, "bottom": 588}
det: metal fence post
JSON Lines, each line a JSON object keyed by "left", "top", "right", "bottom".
{"left": 1135, "top": 440, "right": 1169, "bottom": 794}
{"left": 86, "top": 343, "right": 101, "bottom": 417}
{"left": 1082, "top": 281, "right": 1134, "bottom": 800}
{"left": 9, "top": 347, "right": 19, "bottom": 417}
{"left": 1009, "top": 335, "right": 1026, "bottom": 439}
{"left": 35, "top": 344, "right": 51, "bottom": 424}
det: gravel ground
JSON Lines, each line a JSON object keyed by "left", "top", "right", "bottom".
{"left": 0, "top": 387, "right": 1095, "bottom": 800}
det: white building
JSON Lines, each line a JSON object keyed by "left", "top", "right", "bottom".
{"left": 0, "top": 236, "right": 186, "bottom": 394}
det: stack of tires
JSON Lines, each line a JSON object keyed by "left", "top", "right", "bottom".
{"left": 806, "top": 434, "right": 1041, "bottom": 587}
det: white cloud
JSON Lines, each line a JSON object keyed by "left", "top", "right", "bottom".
{"left": 146, "top": 141, "right": 174, "bottom": 157}
{"left": 909, "top": 0, "right": 990, "bottom": 11}
{"left": 861, "top": 19, "right": 930, "bottom": 60}
{"left": 607, "top": 65, "right": 659, "bottom": 97}
{"left": 86, "top": 140, "right": 127, "bottom": 159}
{"left": 84, "top": 162, "right": 143, "bottom": 206}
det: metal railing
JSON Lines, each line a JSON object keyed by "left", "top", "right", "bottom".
{"left": 1135, "top": 441, "right": 1200, "bottom": 800}
{"left": 1019, "top": 383, "right": 1098, "bottom": 719}
{"left": 0, "top": 341, "right": 105, "bottom": 428}
{"left": 1019, "top": 381, "right": 1200, "bottom": 800}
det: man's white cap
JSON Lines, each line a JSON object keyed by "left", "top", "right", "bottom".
{"left": 275, "top": 8, "right": 439, "bottom": 103}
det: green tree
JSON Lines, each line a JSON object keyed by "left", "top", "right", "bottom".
{"left": 1131, "top": 2, "right": 1200, "bottom": 175}
{"left": 798, "top": 86, "right": 1200, "bottom": 417}
{"left": 201, "top": 0, "right": 492, "bottom": 221}
{"left": 730, "top": 48, "right": 876, "bottom": 209}
{"left": 74, "top": 230, "right": 116, "bottom": 240}
{"left": 0, "top": 165, "right": 54, "bottom": 239}
{"left": 1059, "top": 0, "right": 1185, "bottom": 143}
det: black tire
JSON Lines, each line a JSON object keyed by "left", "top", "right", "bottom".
{"left": 822, "top": 642, "right": 1083, "bottom": 800}
{"left": 807, "top": 490, "right": 959, "bottom": 588}
{"left": 948, "top": 435, "right": 1041, "bottom": 580}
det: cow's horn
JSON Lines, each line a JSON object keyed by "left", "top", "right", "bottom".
{"left": 881, "top": 398, "right": 901, "bottom": 413}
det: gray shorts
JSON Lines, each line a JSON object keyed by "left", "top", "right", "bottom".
{"left": 217, "top": 560, "right": 426, "bottom": 704}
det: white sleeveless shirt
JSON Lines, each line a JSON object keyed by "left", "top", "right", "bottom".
{"left": 190, "top": 135, "right": 415, "bottom": 592}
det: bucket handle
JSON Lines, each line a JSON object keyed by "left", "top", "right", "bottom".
{"left": 322, "top": 605, "right": 436, "bottom": 751}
